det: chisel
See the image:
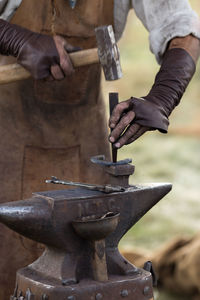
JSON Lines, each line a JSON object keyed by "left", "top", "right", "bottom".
{"left": 109, "top": 93, "right": 119, "bottom": 163}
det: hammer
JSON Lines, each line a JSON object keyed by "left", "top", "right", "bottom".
{"left": 0, "top": 25, "right": 122, "bottom": 84}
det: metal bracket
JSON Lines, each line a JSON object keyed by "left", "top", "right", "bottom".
{"left": 143, "top": 261, "right": 157, "bottom": 287}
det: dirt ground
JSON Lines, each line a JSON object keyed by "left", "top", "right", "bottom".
{"left": 103, "top": 1, "right": 200, "bottom": 299}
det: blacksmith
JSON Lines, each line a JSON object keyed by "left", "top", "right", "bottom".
{"left": 0, "top": 1, "right": 199, "bottom": 299}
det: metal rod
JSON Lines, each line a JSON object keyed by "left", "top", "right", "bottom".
{"left": 109, "top": 93, "right": 119, "bottom": 163}
{"left": 46, "top": 177, "right": 125, "bottom": 193}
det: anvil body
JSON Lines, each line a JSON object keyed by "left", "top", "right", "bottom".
{"left": 0, "top": 183, "right": 172, "bottom": 299}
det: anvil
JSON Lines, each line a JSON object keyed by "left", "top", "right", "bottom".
{"left": 0, "top": 161, "right": 172, "bottom": 300}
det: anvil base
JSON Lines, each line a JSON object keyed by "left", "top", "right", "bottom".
{"left": 16, "top": 267, "right": 154, "bottom": 300}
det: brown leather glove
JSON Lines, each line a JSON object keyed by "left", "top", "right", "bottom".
{"left": 133, "top": 48, "right": 196, "bottom": 133}
{"left": 109, "top": 48, "right": 196, "bottom": 148}
{"left": 0, "top": 19, "right": 75, "bottom": 80}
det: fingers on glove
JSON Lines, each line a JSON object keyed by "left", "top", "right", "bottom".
{"left": 113, "top": 125, "right": 149, "bottom": 148}
{"left": 125, "top": 126, "right": 149, "bottom": 145}
{"left": 109, "top": 99, "right": 133, "bottom": 129}
{"left": 50, "top": 64, "right": 65, "bottom": 80}
{"left": 109, "top": 110, "right": 135, "bottom": 143}
{"left": 113, "top": 123, "right": 141, "bottom": 149}
{"left": 53, "top": 35, "right": 75, "bottom": 77}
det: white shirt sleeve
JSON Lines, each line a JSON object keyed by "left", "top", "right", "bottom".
{"left": 114, "top": 0, "right": 131, "bottom": 41}
{"left": 1, "top": 0, "right": 200, "bottom": 64}
{"left": 0, "top": 0, "right": 8, "bottom": 12}
{"left": 0, "top": 0, "right": 22, "bottom": 21}
{"left": 132, "top": 0, "right": 200, "bottom": 63}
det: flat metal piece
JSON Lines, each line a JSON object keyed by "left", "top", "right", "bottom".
{"left": 95, "top": 25, "right": 122, "bottom": 81}
{"left": 69, "top": 0, "right": 77, "bottom": 9}
{"left": 90, "top": 155, "right": 132, "bottom": 166}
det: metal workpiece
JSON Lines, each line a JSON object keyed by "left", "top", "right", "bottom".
{"left": 46, "top": 154, "right": 135, "bottom": 192}
{"left": 104, "top": 164, "right": 135, "bottom": 187}
{"left": 90, "top": 155, "right": 132, "bottom": 166}
{"left": 90, "top": 155, "right": 135, "bottom": 187}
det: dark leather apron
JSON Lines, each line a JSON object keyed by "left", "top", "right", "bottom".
{"left": 0, "top": 1, "right": 113, "bottom": 298}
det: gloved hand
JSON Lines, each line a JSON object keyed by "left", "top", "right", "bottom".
{"left": 0, "top": 19, "right": 76, "bottom": 80}
{"left": 109, "top": 48, "right": 196, "bottom": 149}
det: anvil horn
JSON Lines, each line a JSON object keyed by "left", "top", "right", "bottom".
{"left": 0, "top": 198, "right": 54, "bottom": 245}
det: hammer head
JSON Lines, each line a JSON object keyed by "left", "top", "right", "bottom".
{"left": 95, "top": 25, "right": 122, "bottom": 81}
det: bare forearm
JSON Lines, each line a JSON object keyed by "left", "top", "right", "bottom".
{"left": 169, "top": 35, "right": 200, "bottom": 63}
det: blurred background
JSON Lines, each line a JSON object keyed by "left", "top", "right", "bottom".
{"left": 102, "top": 1, "right": 200, "bottom": 299}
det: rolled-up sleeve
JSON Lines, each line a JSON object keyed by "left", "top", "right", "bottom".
{"left": 0, "top": 0, "right": 22, "bottom": 21}
{"left": 132, "top": 0, "right": 200, "bottom": 63}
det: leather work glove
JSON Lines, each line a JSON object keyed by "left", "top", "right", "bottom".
{"left": 109, "top": 47, "right": 196, "bottom": 149}
{"left": 0, "top": 19, "right": 76, "bottom": 80}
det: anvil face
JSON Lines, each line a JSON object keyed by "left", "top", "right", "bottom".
{"left": 0, "top": 184, "right": 171, "bottom": 250}
{"left": 0, "top": 182, "right": 171, "bottom": 288}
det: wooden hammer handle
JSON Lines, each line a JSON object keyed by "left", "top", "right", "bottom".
{"left": 0, "top": 48, "right": 98, "bottom": 85}
{"left": 70, "top": 48, "right": 98, "bottom": 67}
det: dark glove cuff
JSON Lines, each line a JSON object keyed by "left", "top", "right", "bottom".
{"left": 132, "top": 48, "right": 196, "bottom": 133}
{"left": 146, "top": 48, "right": 196, "bottom": 116}
{"left": 0, "top": 19, "right": 34, "bottom": 57}
{"left": 131, "top": 97, "right": 169, "bottom": 133}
